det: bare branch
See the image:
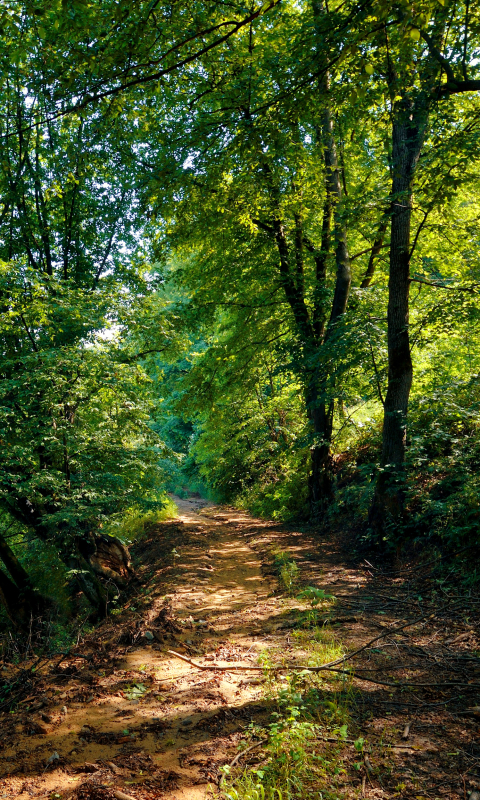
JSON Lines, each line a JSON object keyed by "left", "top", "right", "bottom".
{"left": 409, "top": 277, "right": 478, "bottom": 293}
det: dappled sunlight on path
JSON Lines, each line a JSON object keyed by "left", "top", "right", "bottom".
{"left": 0, "top": 498, "right": 302, "bottom": 800}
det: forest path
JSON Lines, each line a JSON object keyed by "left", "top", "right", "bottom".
{"left": 1, "top": 499, "right": 479, "bottom": 800}
{"left": 0, "top": 499, "right": 306, "bottom": 800}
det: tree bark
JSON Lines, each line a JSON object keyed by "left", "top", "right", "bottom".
{"left": 0, "top": 530, "right": 50, "bottom": 625}
{"left": 1, "top": 495, "right": 134, "bottom": 616}
{"left": 307, "top": 385, "right": 334, "bottom": 506}
{"left": 360, "top": 213, "right": 389, "bottom": 288}
{"left": 371, "top": 100, "right": 427, "bottom": 524}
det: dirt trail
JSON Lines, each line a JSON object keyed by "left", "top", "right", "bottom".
{"left": 0, "top": 499, "right": 302, "bottom": 800}
{"left": 1, "top": 498, "right": 480, "bottom": 800}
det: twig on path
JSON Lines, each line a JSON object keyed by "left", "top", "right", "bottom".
{"left": 168, "top": 612, "right": 442, "bottom": 676}
{"left": 219, "top": 738, "right": 269, "bottom": 788}
{"left": 360, "top": 695, "right": 461, "bottom": 710}
{"left": 169, "top": 606, "right": 474, "bottom": 693}
{"left": 17, "top": 694, "right": 38, "bottom": 705}
{"left": 155, "top": 668, "right": 199, "bottom": 683}
{"left": 168, "top": 651, "right": 464, "bottom": 688}
{"left": 89, "top": 789, "right": 137, "bottom": 800}
{"left": 168, "top": 650, "right": 266, "bottom": 671}
{"left": 166, "top": 656, "right": 480, "bottom": 692}
{"left": 111, "top": 790, "right": 137, "bottom": 800}
{"left": 319, "top": 611, "right": 438, "bottom": 669}
{"left": 227, "top": 739, "right": 269, "bottom": 770}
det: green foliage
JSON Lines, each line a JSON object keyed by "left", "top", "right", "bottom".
{"left": 223, "top": 626, "right": 349, "bottom": 800}
{"left": 297, "top": 586, "right": 334, "bottom": 607}
{"left": 0, "top": 267, "right": 166, "bottom": 545}
{"left": 133, "top": 0, "right": 480, "bottom": 558}
{"left": 103, "top": 498, "right": 178, "bottom": 545}
{"left": 405, "top": 383, "right": 480, "bottom": 551}
{"left": 124, "top": 683, "right": 148, "bottom": 701}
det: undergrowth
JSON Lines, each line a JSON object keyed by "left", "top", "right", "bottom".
{"left": 103, "top": 495, "right": 178, "bottom": 543}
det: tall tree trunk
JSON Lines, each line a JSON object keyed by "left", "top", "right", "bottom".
{"left": 251, "top": 0, "right": 352, "bottom": 512}
{"left": 308, "top": 387, "right": 334, "bottom": 506}
{"left": 307, "top": 95, "right": 351, "bottom": 510}
{"left": 305, "top": 0, "right": 352, "bottom": 511}
{"left": 371, "top": 101, "right": 427, "bottom": 525}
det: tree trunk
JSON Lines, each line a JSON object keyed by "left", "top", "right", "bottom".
{"left": 67, "top": 547, "right": 110, "bottom": 620}
{"left": 305, "top": 0, "right": 352, "bottom": 511}
{"left": 0, "top": 530, "right": 50, "bottom": 626}
{"left": 66, "top": 534, "right": 134, "bottom": 620}
{"left": 0, "top": 568, "right": 36, "bottom": 628}
{"left": 308, "top": 384, "right": 334, "bottom": 506}
{"left": 252, "top": 0, "right": 352, "bottom": 513}
{"left": 1, "top": 501, "right": 132, "bottom": 617}
{"left": 371, "top": 101, "right": 427, "bottom": 526}
{"left": 0, "top": 530, "right": 34, "bottom": 593}
{"left": 307, "top": 95, "right": 351, "bottom": 512}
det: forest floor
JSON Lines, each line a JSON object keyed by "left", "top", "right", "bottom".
{"left": 0, "top": 497, "right": 479, "bottom": 800}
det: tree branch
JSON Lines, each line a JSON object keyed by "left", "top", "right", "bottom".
{"left": 418, "top": 25, "right": 480, "bottom": 97}
{"left": 409, "top": 277, "right": 478, "bottom": 293}
{"left": 1, "top": 1, "right": 282, "bottom": 139}
{"left": 19, "top": 314, "right": 39, "bottom": 352}
{"left": 419, "top": 27, "right": 456, "bottom": 84}
{"left": 251, "top": 218, "right": 275, "bottom": 235}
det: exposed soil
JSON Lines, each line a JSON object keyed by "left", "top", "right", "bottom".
{"left": 0, "top": 497, "right": 479, "bottom": 799}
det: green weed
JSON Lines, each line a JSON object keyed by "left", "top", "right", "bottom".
{"left": 296, "top": 586, "right": 336, "bottom": 627}
{"left": 222, "top": 626, "right": 352, "bottom": 800}
{"left": 271, "top": 550, "right": 300, "bottom": 596}
{"left": 124, "top": 682, "right": 148, "bottom": 701}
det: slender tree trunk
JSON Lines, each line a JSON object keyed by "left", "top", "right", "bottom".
{"left": 251, "top": 1, "right": 352, "bottom": 512}
{"left": 305, "top": 0, "right": 352, "bottom": 511}
{"left": 308, "top": 385, "right": 334, "bottom": 505}
{"left": 307, "top": 96, "right": 351, "bottom": 511}
{"left": 371, "top": 102, "right": 427, "bottom": 524}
